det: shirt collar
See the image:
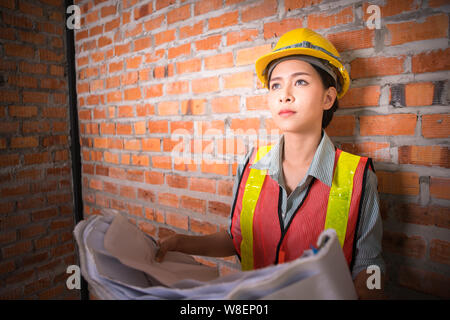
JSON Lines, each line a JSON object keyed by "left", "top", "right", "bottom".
{"left": 250, "top": 130, "right": 336, "bottom": 187}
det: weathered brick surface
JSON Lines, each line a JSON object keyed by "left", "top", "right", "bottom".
{"left": 0, "top": 0, "right": 78, "bottom": 300}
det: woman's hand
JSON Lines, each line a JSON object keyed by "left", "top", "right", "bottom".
{"left": 155, "top": 235, "right": 178, "bottom": 262}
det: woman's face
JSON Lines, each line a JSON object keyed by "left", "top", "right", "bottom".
{"left": 267, "top": 59, "right": 336, "bottom": 134}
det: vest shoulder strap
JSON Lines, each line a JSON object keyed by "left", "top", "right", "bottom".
{"left": 325, "top": 150, "right": 361, "bottom": 247}
{"left": 240, "top": 144, "right": 273, "bottom": 270}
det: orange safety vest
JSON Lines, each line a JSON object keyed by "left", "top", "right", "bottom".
{"left": 230, "top": 145, "right": 372, "bottom": 271}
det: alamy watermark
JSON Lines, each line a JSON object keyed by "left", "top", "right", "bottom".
{"left": 66, "top": 5, "right": 80, "bottom": 30}
{"left": 366, "top": 4, "right": 381, "bottom": 30}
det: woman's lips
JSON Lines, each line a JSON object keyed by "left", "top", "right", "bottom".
{"left": 278, "top": 110, "right": 296, "bottom": 117}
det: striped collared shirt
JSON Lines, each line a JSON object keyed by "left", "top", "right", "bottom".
{"left": 228, "top": 131, "right": 385, "bottom": 279}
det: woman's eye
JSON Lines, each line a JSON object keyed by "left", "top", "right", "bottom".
{"left": 270, "top": 83, "right": 280, "bottom": 90}
{"left": 295, "top": 79, "right": 308, "bottom": 86}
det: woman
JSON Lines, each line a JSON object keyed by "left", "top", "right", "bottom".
{"left": 156, "top": 28, "right": 385, "bottom": 299}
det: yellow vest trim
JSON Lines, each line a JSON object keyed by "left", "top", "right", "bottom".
{"left": 240, "top": 147, "right": 360, "bottom": 270}
{"left": 324, "top": 151, "right": 360, "bottom": 247}
{"left": 240, "top": 145, "right": 272, "bottom": 271}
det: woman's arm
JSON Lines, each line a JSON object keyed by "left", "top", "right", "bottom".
{"left": 155, "top": 230, "right": 236, "bottom": 262}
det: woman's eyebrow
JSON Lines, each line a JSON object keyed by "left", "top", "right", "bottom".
{"left": 270, "top": 72, "right": 311, "bottom": 82}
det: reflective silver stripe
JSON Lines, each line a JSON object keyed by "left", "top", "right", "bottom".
{"left": 273, "top": 41, "right": 342, "bottom": 64}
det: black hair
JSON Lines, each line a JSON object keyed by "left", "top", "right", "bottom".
{"left": 310, "top": 64, "right": 339, "bottom": 129}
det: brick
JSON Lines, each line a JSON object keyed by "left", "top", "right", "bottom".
{"left": 137, "top": 188, "right": 155, "bottom": 203}
{"left": 325, "top": 115, "right": 355, "bottom": 137}
{"left": 167, "top": 174, "right": 188, "bottom": 189}
{"left": 285, "top": 0, "right": 322, "bottom": 11}
{"left": 376, "top": 171, "right": 419, "bottom": 195}
{"left": 133, "top": 121, "right": 147, "bottom": 134}
{"left": 236, "top": 44, "right": 271, "bottom": 66}
{"left": 327, "top": 28, "right": 375, "bottom": 52}
{"left": 204, "top": 52, "right": 233, "bottom": 70}
{"left": 124, "top": 87, "right": 141, "bottom": 100}
{"left": 421, "top": 114, "right": 449, "bottom": 138}
{"left": 192, "top": 77, "right": 219, "bottom": 93}
{"left": 127, "top": 56, "right": 142, "bottom": 69}
{"left": 195, "top": 35, "right": 221, "bottom": 51}
{"left": 430, "top": 177, "right": 450, "bottom": 200}
{"left": 154, "top": 29, "right": 176, "bottom": 46}
{"left": 224, "top": 71, "right": 253, "bottom": 89}
{"left": 430, "top": 239, "right": 450, "bottom": 265}
{"left": 209, "top": 11, "right": 238, "bottom": 30}
{"left": 405, "top": 82, "right": 434, "bottom": 107}
{"left": 152, "top": 156, "right": 172, "bottom": 170}
{"left": 143, "top": 15, "right": 165, "bottom": 33}
{"left": 8, "top": 75, "right": 38, "bottom": 88}
{"left": 167, "top": 4, "right": 191, "bottom": 24}
{"left": 211, "top": 96, "right": 240, "bottom": 113}
{"left": 264, "top": 18, "right": 303, "bottom": 39}
{"left": 132, "top": 154, "right": 149, "bottom": 166}
{"left": 180, "top": 195, "right": 206, "bottom": 213}
{"left": 146, "top": 84, "right": 163, "bottom": 98}
{"left": 148, "top": 120, "right": 168, "bottom": 133}
{"left": 9, "top": 106, "right": 38, "bottom": 118}
{"left": 19, "top": 31, "right": 45, "bottom": 45}
{"left": 165, "top": 212, "right": 189, "bottom": 231}
{"left": 350, "top": 56, "right": 405, "bottom": 79}
{"left": 308, "top": 6, "right": 353, "bottom": 30}
{"left": 171, "top": 121, "right": 194, "bottom": 135}
{"left": 199, "top": 120, "right": 225, "bottom": 135}
{"left": 397, "top": 266, "right": 450, "bottom": 299}
{"left": 181, "top": 99, "right": 205, "bottom": 115}
{"left": 208, "top": 201, "right": 231, "bottom": 217}
{"left": 4, "top": 43, "right": 34, "bottom": 58}
{"left": 382, "top": 231, "right": 426, "bottom": 259}
{"left": 385, "top": 14, "right": 448, "bottom": 46}
{"left": 109, "top": 61, "right": 123, "bottom": 73}
{"left": 340, "top": 141, "right": 390, "bottom": 162}
{"left": 195, "top": 0, "right": 222, "bottom": 15}
{"left": 166, "top": 81, "right": 189, "bottom": 95}
{"left": 246, "top": 95, "right": 268, "bottom": 111}
{"left": 134, "top": 2, "right": 153, "bottom": 20}
{"left": 158, "top": 192, "right": 179, "bottom": 208}
{"left": 19, "top": 61, "right": 47, "bottom": 74}
{"left": 339, "top": 86, "right": 380, "bottom": 108}
{"left": 190, "top": 177, "right": 216, "bottom": 193}
{"left": 218, "top": 179, "right": 234, "bottom": 197}
{"left": 226, "top": 29, "right": 258, "bottom": 45}
{"left": 168, "top": 43, "right": 191, "bottom": 59}
{"left": 429, "top": 0, "right": 448, "bottom": 7}
{"left": 180, "top": 22, "right": 203, "bottom": 39}
{"left": 2, "top": 241, "right": 32, "bottom": 259}
{"left": 190, "top": 218, "right": 217, "bottom": 235}
{"left": 201, "top": 161, "right": 229, "bottom": 176}
{"left": 398, "top": 145, "right": 449, "bottom": 168}
{"left": 145, "top": 171, "right": 164, "bottom": 185}
{"left": 158, "top": 101, "right": 179, "bottom": 116}
{"left": 11, "top": 136, "right": 39, "bottom": 149}
{"left": 360, "top": 114, "right": 417, "bottom": 136}
{"left": 412, "top": 48, "right": 450, "bottom": 74}
{"left": 242, "top": 0, "right": 277, "bottom": 22}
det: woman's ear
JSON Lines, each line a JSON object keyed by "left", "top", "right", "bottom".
{"left": 322, "top": 87, "right": 337, "bottom": 111}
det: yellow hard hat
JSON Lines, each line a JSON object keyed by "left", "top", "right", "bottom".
{"left": 255, "top": 28, "right": 350, "bottom": 99}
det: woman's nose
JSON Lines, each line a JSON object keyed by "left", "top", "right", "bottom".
{"left": 279, "top": 88, "right": 294, "bottom": 103}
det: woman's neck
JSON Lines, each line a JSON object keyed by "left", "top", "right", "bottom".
{"left": 282, "top": 129, "right": 322, "bottom": 167}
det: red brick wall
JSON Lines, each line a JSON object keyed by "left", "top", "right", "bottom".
{"left": 0, "top": 0, "right": 79, "bottom": 299}
{"left": 74, "top": 0, "right": 449, "bottom": 299}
